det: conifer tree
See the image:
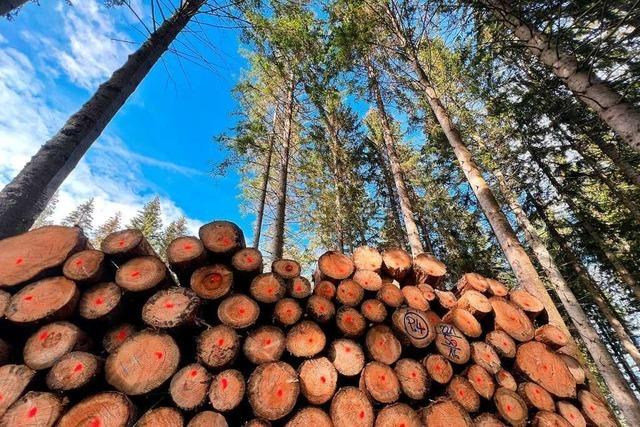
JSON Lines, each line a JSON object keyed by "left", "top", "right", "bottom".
{"left": 128, "top": 196, "right": 164, "bottom": 252}
{"left": 93, "top": 212, "right": 122, "bottom": 247}
{"left": 62, "top": 198, "right": 95, "bottom": 234}
{"left": 31, "top": 191, "right": 59, "bottom": 229}
{"left": 160, "top": 216, "right": 188, "bottom": 258}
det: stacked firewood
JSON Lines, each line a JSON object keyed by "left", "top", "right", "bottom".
{"left": 0, "top": 221, "right": 617, "bottom": 427}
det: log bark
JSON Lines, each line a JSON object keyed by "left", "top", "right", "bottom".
{"left": 56, "top": 391, "right": 134, "bottom": 427}
{"left": 0, "top": 0, "right": 205, "bottom": 239}
{"left": 247, "top": 362, "right": 299, "bottom": 421}
{"left": 209, "top": 369, "right": 245, "bottom": 412}
{"left": 0, "top": 391, "right": 62, "bottom": 427}
{"left": 330, "top": 386, "right": 374, "bottom": 427}
{"left": 197, "top": 325, "right": 239, "bottom": 369}
{"left": 0, "top": 364, "right": 35, "bottom": 418}
{"left": 482, "top": 0, "right": 640, "bottom": 153}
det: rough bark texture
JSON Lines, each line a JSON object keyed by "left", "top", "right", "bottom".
{"left": 366, "top": 57, "right": 424, "bottom": 256}
{"left": 271, "top": 75, "right": 296, "bottom": 259}
{"left": 0, "top": 0, "right": 205, "bottom": 239}
{"left": 591, "top": 138, "right": 640, "bottom": 187}
{"left": 493, "top": 169, "right": 640, "bottom": 424}
{"left": 483, "top": 0, "right": 640, "bottom": 153}
{"left": 0, "top": 0, "right": 28, "bottom": 16}
{"left": 253, "top": 108, "right": 277, "bottom": 248}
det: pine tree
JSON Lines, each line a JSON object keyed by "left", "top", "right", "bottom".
{"left": 31, "top": 191, "right": 59, "bottom": 229}
{"left": 160, "top": 216, "right": 188, "bottom": 259}
{"left": 62, "top": 198, "right": 95, "bottom": 234}
{"left": 93, "top": 212, "right": 122, "bottom": 248}
{"left": 128, "top": 196, "right": 164, "bottom": 252}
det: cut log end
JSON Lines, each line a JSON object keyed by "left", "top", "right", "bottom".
{"left": 78, "top": 281, "right": 122, "bottom": 320}
{"left": 102, "top": 323, "right": 136, "bottom": 353}
{"left": 101, "top": 229, "right": 154, "bottom": 260}
{"left": 197, "top": 325, "right": 240, "bottom": 369}
{"left": 443, "top": 308, "right": 482, "bottom": 338}
{"left": 382, "top": 247, "right": 412, "bottom": 280}
{"left": 578, "top": 390, "right": 616, "bottom": 427}
{"left": 330, "top": 386, "right": 374, "bottom": 427}
{"left": 63, "top": 249, "right": 106, "bottom": 283}
{"left": 272, "top": 259, "right": 301, "bottom": 279}
{"left": 493, "top": 387, "right": 528, "bottom": 427}
{"left": 298, "top": 357, "right": 338, "bottom": 405}
{"left": 365, "top": 324, "right": 401, "bottom": 365}
{"left": 328, "top": 339, "right": 365, "bottom": 376}
{"left": 286, "top": 320, "right": 326, "bottom": 358}
{"left": 456, "top": 273, "right": 489, "bottom": 294}
{"left": 485, "top": 330, "right": 516, "bottom": 359}
{"left": 0, "top": 391, "right": 63, "bottom": 427}
{"left": 377, "top": 283, "right": 405, "bottom": 308}
{"left": 248, "top": 362, "right": 299, "bottom": 421}
{"left": 515, "top": 341, "right": 576, "bottom": 398}
{"left": 138, "top": 407, "right": 184, "bottom": 427}
{"left": 336, "top": 279, "right": 364, "bottom": 306}
{"left": 199, "top": 220, "right": 246, "bottom": 256}
{"left": 361, "top": 298, "right": 387, "bottom": 322}
{"left": 170, "top": 363, "right": 211, "bottom": 411}
{"left": 352, "top": 245, "right": 383, "bottom": 272}
{"left": 273, "top": 298, "right": 303, "bottom": 326}
{"left": 318, "top": 251, "right": 355, "bottom": 281}
{"left": 115, "top": 256, "right": 167, "bottom": 292}
{"left": 402, "top": 285, "right": 430, "bottom": 311}
{"left": 336, "top": 306, "right": 367, "bottom": 337}
{"left": 395, "top": 358, "right": 429, "bottom": 400}
{"left": 313, "top": 280, "right": 336, "bottom": 300}
{"left": 286, "top": 407, "right": 332, "bottom": 427}
{"left": 191, "top": 264, "right": 233, "bottom": 300}
{"left": 495, "top": 369, "right": 517, "bottom": 392}
{"left": 532, "top": 411, "right": 573, "bottom": 427}
{"left": 105, "top": 329, "right": 180, "bottom": 395}
{"left": 142, "top": 286, "right": 200, "bottom": 329}
{"left": 447, "top": 375, "right": 481, "bottom": 413}
{"left": 188, "top": 411, "right": 228, "bottom": 427}
{"left": 6, "top": 276, "right": 79, "bottom": 324}
{"left": 490, "top": 297, "right": 535, "bottom": 342}
{"left": 434, "top": 323, "right": 470, "bottom": 364}
{"left": 289, "top": 276, "right": 312, "bottom": 299}
{"left": 57, "top": 392, "right": 134, "bottom": 427}
{"left": 518, "top": 382, "right": 555, "bottom": 412}
{"left": 23, "top": 321, "right": 80, "bottom": 370}
{"left": 412, "top": 253, "right": 447, "bottom": 287}
{"left": 45, "top": 351, "right": 101, "bottom": 391}
{"left": 218, "top": 294, "right": 260, "bottom": 329}
{"left": 250, "top": 273, "right": 286, "bottom": 304}
{"left": 243, "top": 326, "right": 286, "bottom": 364}
{"left": 209, "top": 369, "right": 245, "bottom": 412}
{"left": 470, "top": 341, "right": 501, "bottom": 375}
{"left": 556, "top": 401, "right": 586, "bottom": 427}
{"left": 424, "top": 354, "right": 453, "bottom": 384}
{"left": 306, "top": 295, "right": 335, "bottom": 323}
{"left": 375, "top": 403, "right": 421, "bottom": 427}
{"left": 420, "top": 398, "right": 473, "bottom": 427}
{"left": 361, "top": 361, "right": 400, "bottom": 404}
{"left": 231, "top": 247, "right": 264, "bottom": 275}
{"left": 466, "top": 364, "right": 495, "bottom": 400}
{"left": 353, "top": 269, "right": 382, "bottom": 292}
{"left": 0, "top": 364, "right": 36, "bottom": 418}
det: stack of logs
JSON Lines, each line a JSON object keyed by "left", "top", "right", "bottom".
{"left": 0, "top": 221, "right": 617, "bottom": 427}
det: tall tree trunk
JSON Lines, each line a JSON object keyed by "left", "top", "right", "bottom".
{"left": 253, "top": 107, "right": 278, "bottom": 249}
{"left": 0, "top": 0, "right": 28, "bottom": 16}
{"left": 0, "top": 0, "right": 204, "bottom": 239}
{"left": 408, "top": 54, "right": 567, "bottom": 333}
{"left": 527, "top": 148, "right": 640, "bottom": 301}
{"left": 271, "top": 75, "right": 296, "bottom": 260}
{"left": 366, "top": 58, "right": 424, "bottom": 256}
{"left": 493, "top": 170, "right": 640, "bottom": 422}
{"left": 590, "top": 138, "right": 640, "bottom": 187}
{"left": 321, "top": 109, "right": 346, "bottom": 252}
{"left": 482, "top": 0, "right": 640, "bottom": 153}
{"left": 528, "top": 191, "right": 640, "bottom": 368}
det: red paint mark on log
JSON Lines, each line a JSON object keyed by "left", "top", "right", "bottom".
{"left": 246, "top": 257, "right": 254, "bottom": 263}
{"left": 308, "top": 338, "right": 313, "bottom": 343}
{"left": 24, "top": 295, "right": 33, "bottom": 301}
{"left": 131, "top": 271, "right": 140, "bottom": 278}
{"left": 476, "top": 377, "right": 482, "bottom": 383}
{"left": 277, "top": 389, "right": 283, "bottom": 397}
{"left": 74, "top": 364, "right": 83, "bottom": 372}
{"left": 221, "top": 378, "right": 228, "bottom": 389}
{"left": 345, "top": 347, "right": 351, "bottom": 353}
{"left": 116, "top": 330, "right": 127, "bottom": 341}
{"left": 286, "top": 309, "right": 292, "bottom": 314}
{"left": 264, "top": 339, "right": 272, "bottom": 345}
{"left": 209, "top": 273, "right": 222, "bottom": 284}
{"left": 118, "top": 240, "right": 125, "bottom": 247}
{"left": 380, "top": 375, "right": 386, "bottom": 382}
{"left": 165, "top": 302, "right": 174, "bottom": 309}
{"left": 89, "top": 418, "right": 101, "bottom": 427}
{"left": 75, "top": 259, "right": 83, "bottom": 266}
{"left": 590, "top": 406, "right": 595, "bottom": 411}
{"left": 412, "top": 372, "right": 417, "bottom": 378}
{"left": 506, "top": 405, "right": 512, "bottom": 412}
{"left": 190, "top": 370, "right": 198, "bottom": 377}
{"left": 183, "top": 244, "right": 193, "bottom": 250}
{"left": 155, "top": 352, "right": 163, "bottom": 359}
{"left": 267, "top": 288, "right": 273, "bottom": 294}
{"left": 15, "top": 257, "right": 24, "bottom": 265}
{"left": 27, "top": 407, "right": 37, "bottom": 418}
{"left": 218, "top": 339, "right": 224, "bottom": 346}
{"left": 345, "top": 316, "right": 352, "bottom": 323}
{"left": 285, "top": 265, "right": 293, "bottom": 272}
{"left": 238, "top": 308, "right": 246, "bottom": 315}
{"left": 320, "top": 376, "right": 326, "bottom": 383}
{"left": 459, "top": 390, "right": 464, "bottom": 397}
{"left": 318, "top": 305, "right": 325, "bottom": 313}
{"left": 95, "top": 297, "right": 104, "bottom": 305}
{"left": 39, "top": 331, "right": 49, "bottom": 341}
{"left": 296, "top": 286, "right": 302, "bottom": 292}
{"left": 359, "top": 411, "right": 365, "bottom": 419}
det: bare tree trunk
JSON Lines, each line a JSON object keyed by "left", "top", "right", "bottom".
{"left": 321, "top": 109, "right": 346, "bottom": 252}
{"left": 527, "top": 191, "right": 640, "bottom": 369}
{"left": 493, "top": 170, "right": 640, "bottom": 422}
{"left": 482, "top": 0, "right": 640, "bottom": 153}
{"left": 482, "top": 0, "right": 640, "bottom": 151}
{"left": 253, "top": 108, "right": 278, "bottom": 249}
{"left": 590, "top": 138, "right": 640, "bottom": 187}
{"left": 0, "top": 0, "right": 28, "bottom": 16}
{"left": 0, "top": 0, "right": 204, "bottom": 239}
{"left": 366, "top": 58, "right": 424, "bottom": 256}
{"left": 528, "top": 149, "right": 640, "bottom": 301}
{"left": 271, "top": 75, "right": 296, "bottom": 260}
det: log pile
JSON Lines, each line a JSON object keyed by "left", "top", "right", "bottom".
{"left": 0, "top": 222, "right": 618, "bottom": 427}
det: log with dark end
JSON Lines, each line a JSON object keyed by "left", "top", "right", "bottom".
{"left": 45, "top": 351, "right": 101, "bottom": 391}
{"left": 273, "top": 298, "right": 302, "bottom": 326}
{"left": 0, "top": 391, "right": 62, "bottom": 427}
{"left": 5, "top": 276, "right": 79, "bottom": 324}
{"left": 101, "top": 229, "right": 156, "bottom": 261}
{"left": 190, "top": 264, "right": 233, "bottom": 300}
{"left": 105, "top": 329, "right": 180, "bottom": 395}
{"left": 115, "top": 256, "right": 168, "bottom": 292}
{"left": 102, "top": 323, "right": 136, "bottom": 353}
{"left": 170, "top": 363, "right": 211, "bottom": 411}
{"left": 329, "top": 386, "right": 374, "bottom": 427}
{"left": 78, "top": 281, "right": 122, "bottom": 321}
{"left": 243, "top": 326, "right": 286, "bottom": 364}
{"left": 247, "top": 362, "right": 299, "bottom": 421}
{"left": 0, "top": 225, "right": 86, "bottom": 288}
{"left": 197, "top": 325, "right": 240, "bottom": 368}
{"left": 57, "top": 391, "right": 134, "bottom": 427}
{"left": 63, "top": 249, "right": 107, "bottom": 283}
{"left": 250, "top": 273, "right": 286, "bottom": 304}
{"left": 395, "top": 358, "right": 429, "bottom": 400}
{"left": 138, "top": 407, "right": 184, "bottom": 427}
{"left": 142, "top": 286, "right": 200, "bottom": 329}
{"left": 286, "top": 320, "right": 326, "bottom": 358}
{"left": 199, "top": 220, "right": 246, "bottom": 258}
{"left": 328, "top": 339, "right": 364, "bottom": 376}
{"left": 298, "top": 357, "right": 338, "bottom": 404}
{"left": 209, "top": 369, "right": 245, "bottom": 412}
{"left": 218, "top": 294, "right": 260, "bottom": 329}
{"left": 360, "top": 361, "right": 400, "bottom": 404}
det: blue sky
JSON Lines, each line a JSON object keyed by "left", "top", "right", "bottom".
{"left": 0, "top": 0, "right": 253, "bottom": 235}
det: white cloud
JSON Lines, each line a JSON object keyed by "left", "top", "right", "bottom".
{"left": 0, "top": 24, "right": 203, "bottom": 236}
{"left": 52, "top": 0, "right": 134, "bottom": 90}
